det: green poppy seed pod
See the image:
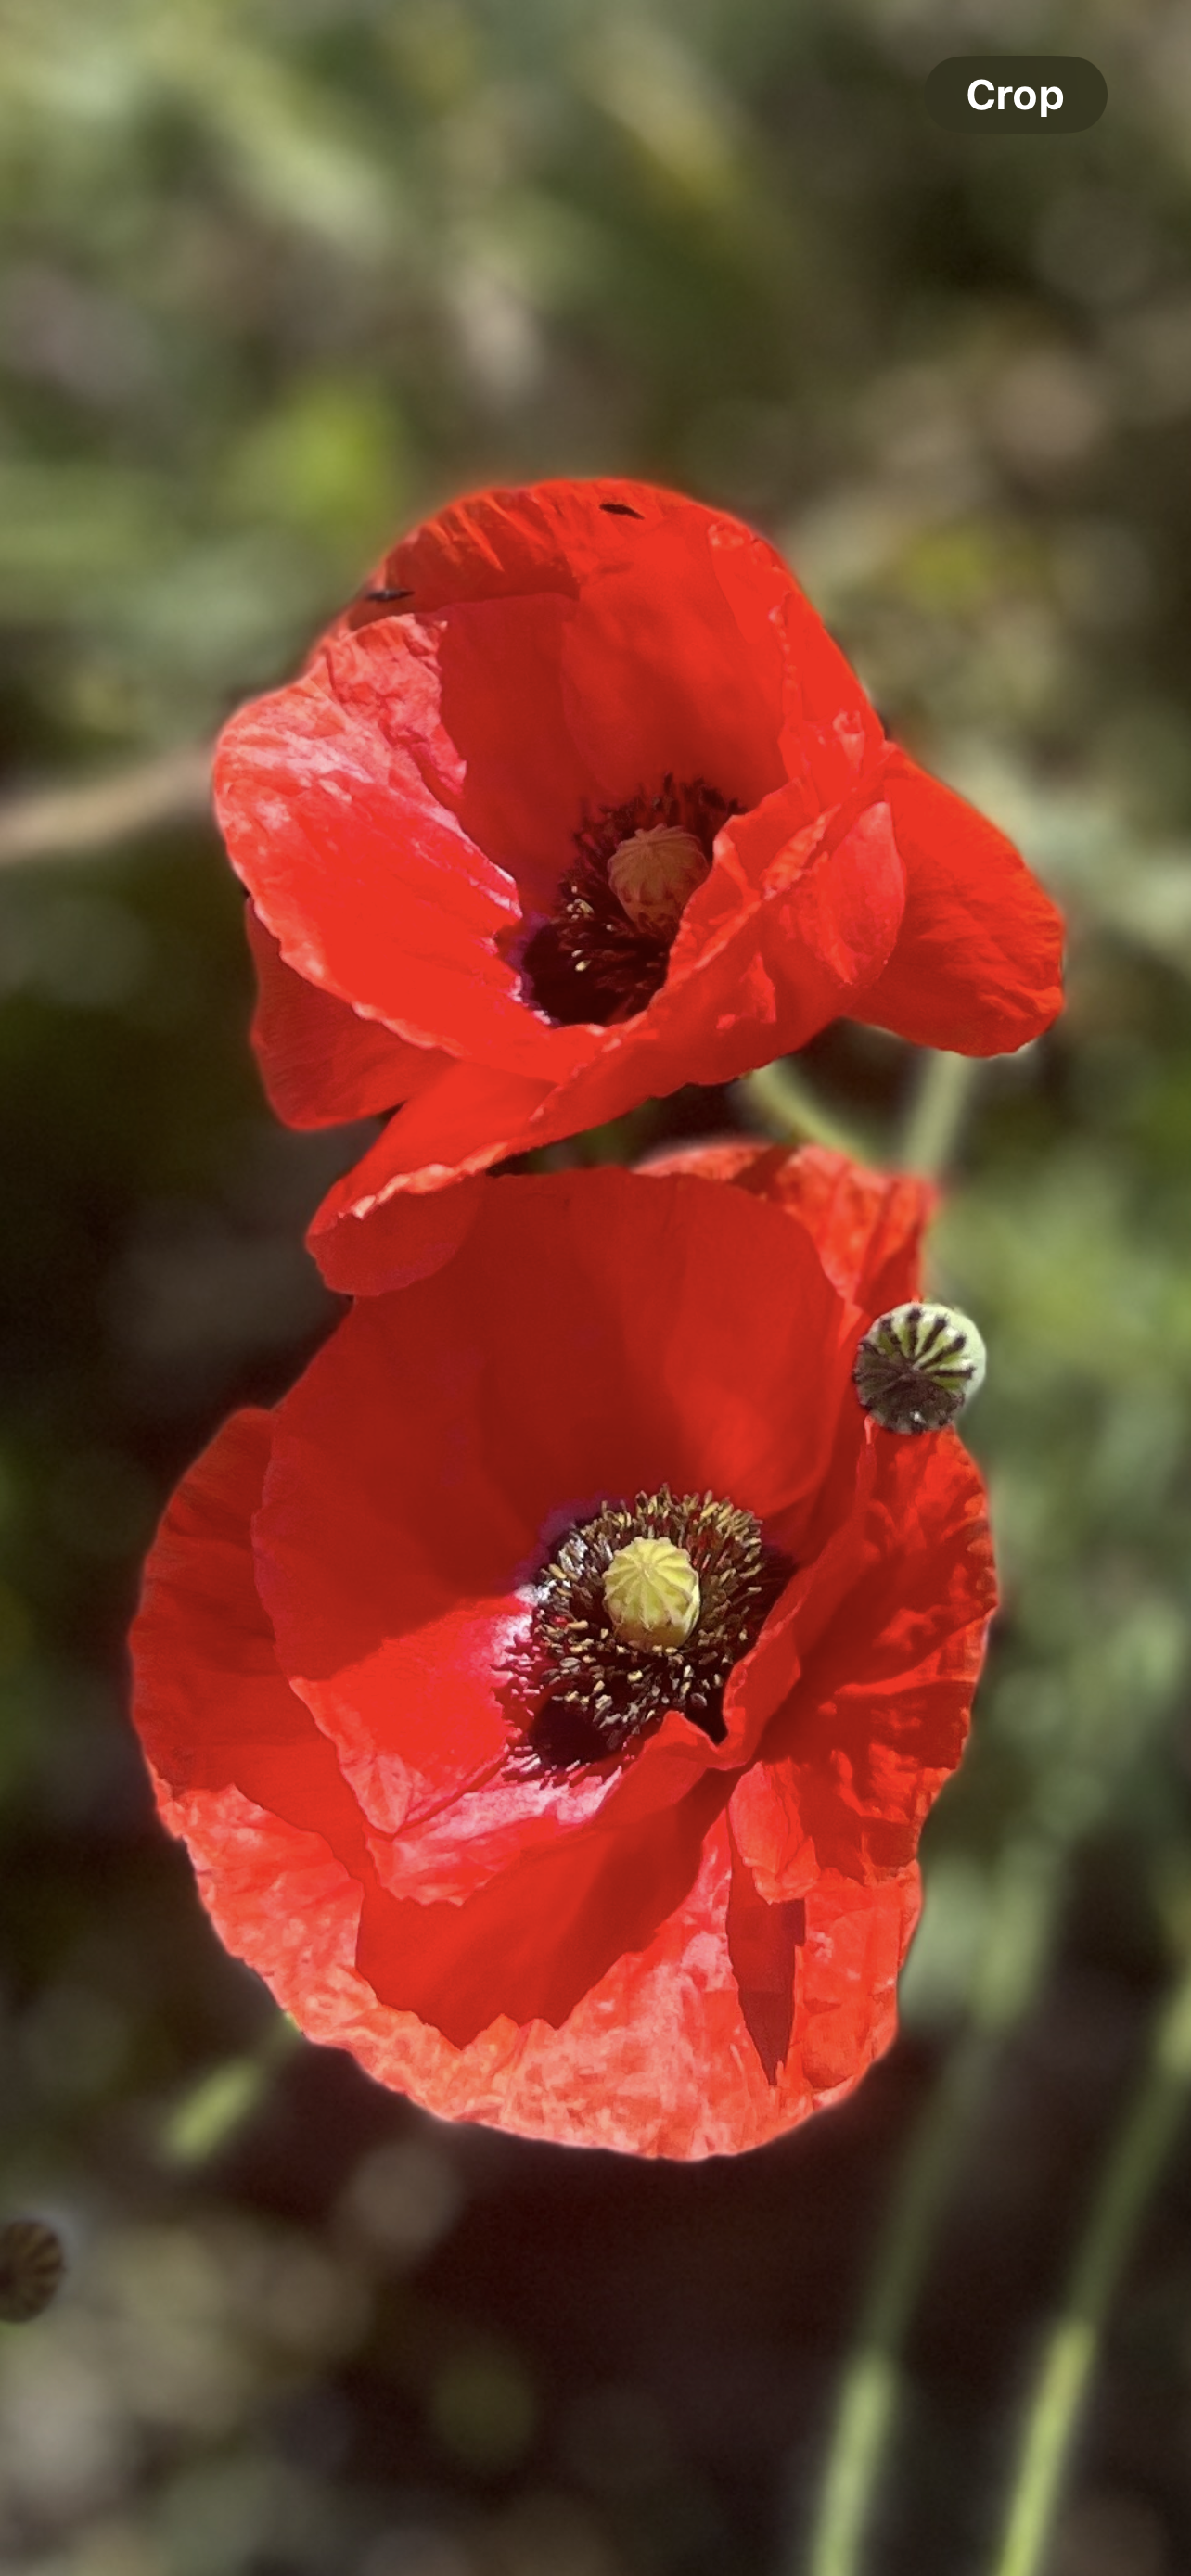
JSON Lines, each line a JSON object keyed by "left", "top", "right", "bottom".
{"left": 607, "top": 825, "right": 710, "bottom": 936}
{"left": 0, "top": 2219, "right": 65, "bottom": 2323}
{"left": 853, "top": 1301, "right": 987, "bottom": 1435}
{"left": 604, "top": 1537, "right": 702, "bottom": 1649}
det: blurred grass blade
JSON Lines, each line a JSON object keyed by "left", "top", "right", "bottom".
{"left": 158, "top": 2016, "right": 301, "bottom": 2168}
{"left": 800, "top": 1834, "right": 1064, "bottom": 2576}
{"left": 802, "top": 2025, "right": 992, "bottom": 2576}
{"left": 0, "top": 745, "right": 212, "bottom": 869}
{"left": 989, "top": 1951, "right": 1191, "bottom": 2576}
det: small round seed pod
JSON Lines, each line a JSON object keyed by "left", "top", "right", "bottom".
{"left": 853, "top": 1302, "right": 986, "bottom": 1435}
{"left": 0, "top": 2219, "right": 66, "bottom": 2323}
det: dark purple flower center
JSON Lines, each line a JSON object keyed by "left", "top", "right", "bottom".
{"left": 503, "top": 1484, "right": 790, "bottom": 1775}
{"left": 520, "top": 775, "right": 738, "bottom": 1027}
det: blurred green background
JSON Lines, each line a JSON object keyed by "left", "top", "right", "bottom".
{"left": 3, "top": 3, "right": 1191, "bottom": 2572}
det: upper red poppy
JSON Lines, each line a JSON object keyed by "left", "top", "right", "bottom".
{"left": 214, "top": 479, "right": 1064, "bottom": 1294}
{"left": 130, "top": 1146, "right": 995, "bottom": 2159}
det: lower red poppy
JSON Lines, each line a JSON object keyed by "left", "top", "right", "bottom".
{"left": 130, "top": 1149, "right": 994, "bottom": 2157}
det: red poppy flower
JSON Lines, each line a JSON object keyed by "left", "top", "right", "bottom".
{"left": 214, "top": 478, "right": 1063, "bottom": 1294}
{"left": 131, "top": 1146, "right": 994, "bottom": 2158}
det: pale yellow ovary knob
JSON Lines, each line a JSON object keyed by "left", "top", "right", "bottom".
{"left": 603, "top": 1537, "right": 701, "bottom": 1650}
{"left": 607, "top": 826, "right": 710, "bottom": 936}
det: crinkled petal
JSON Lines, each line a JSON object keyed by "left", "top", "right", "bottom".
{"left": 130, "top": 1411, "right": 365, "bottom": 1868}
{"left": 127, "top": 1161, "right": 988, "bottom": 2158}
{"left": 245, "top": 905, "right": 444, "bottom": 1128}
{"left": 732, "top": 1425, "right": 995, "bottom": 1895}
{"left": 216, "top": 619, "right": 591, "bottom": 1080}
{"left": 217, "top": 479, "right": 1063, "bottom": 1275}
{"left": 307, "top": 797, "right": 906, "bottom": 1294}
{"left": 309, "top": 1058, "right": 559, "bottom": 1264}
{"left": 354, "top": 1776, "right": 727, "bottom": 2046}
{"left": 129, "top": 1412, "right": 920, "bottom": 2156}
{"left": 355, "top": 478, "right": 684, "bottom": 617}
{"left": 134, "top": 1744, "right": 918, "bottom": 2154}
{"left": 725, "top": 1822, "right": 806, "bottom": 2083}
{"left": 799, "top": 1863, "right": 921, "bottom": 2095}
{"left": 640, "top": 1141, "right": 935, "bottom": 1317}
{"left": 257, "top": 1171, "right": 853, "bottom": 1892}
{"left": 854, "top": 750, "right": 1064, "bottom": 1054}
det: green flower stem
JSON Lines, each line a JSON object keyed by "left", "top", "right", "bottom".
{"left": 802, "top": 2023, "right": 992, "bottom": 2576}
{"left": 800, "top": 1832, "right": 1066, "bottom": 2576}
{"left": 741, "top": 1048, "right": 978, "bottom": 1180}
{"left": 989, "top": 1946, "right": 1191, "bottom": 2576}
{"left": 738, "top": 1063, "right": 876, "bottom": 1162}
{"left": 897, "top": 1050, "right": 980, "bottom": 1179}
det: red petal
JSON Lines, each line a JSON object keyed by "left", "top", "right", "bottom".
{"left": 130, "top": 1409, "right": 365, "bottom": 1867}
{"left": 854, "top": 750, "right": 1064, "bottom": 1054}
{"left": 730, "top": 1760, "right": 816, "bottom": 1905}
{"left": 799, "top": 1864, "right": 920, "bottom": 2094}
{"left": 214, "top": 481, "right": 1065, "bottom": 1287}
{"left": 215, "top": 626, "right": 580, "bottom": 1079}
{"left": 127, "top": 1354, "right": 951, "bottom": 2156}
{"left": 736, "top": 1426, "right": 995, "bottom": 1894}
{"left": 558, "top": 508, "right": 788, "bottom": 811}
{"left": 652, "top": 792, "right": 904, "bottom": 1075}
{"left": 725, "top": 1821, "right": 805, "bottom": 2083}
{"left": 641, "top": 1141, "right": 935, "bottom": 1317}
{"left": 258, "top": 1170, "right": 853, "bottom": 1891}
{"left": 123, "top": 1764, "right": 913, "bottom": 2152}
{"left": 313, "top": 1164, "right": 488, "bottom": 1297}
{"left": 307, "top": 796, "right": 906, "bottom": 1294}
{"left": 354, "top": 1777, "right": 725, "bottom": 2047}
{"left": 308, "top": 1059, "right": 557, "bottom": 1261}
{"left": 429, "top": 593, "right": 604, "bottom": 915}
{"left": 359, "top": 478, "right": 684, "bottom": 616}
{"left": 122, "top": 1401, "right": 928, "bottom": 2163}
{"left": 245, "top": 905, "right": 443, "bottom": 1129}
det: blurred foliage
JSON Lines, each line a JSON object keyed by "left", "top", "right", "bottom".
{"left": 2, "top": 2, "right": 1191, "bottom": 2572}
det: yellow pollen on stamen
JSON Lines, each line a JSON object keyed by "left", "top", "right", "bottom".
{"left": 603, "top": 1537, "right": 701, "bottom": 1650}
{"left": 607, "top": 825, "right": 710, "bottom": 936}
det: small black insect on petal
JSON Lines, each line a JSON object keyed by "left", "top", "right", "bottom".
{"left": 599, "top": 502, "right": 644, "bottom": 517}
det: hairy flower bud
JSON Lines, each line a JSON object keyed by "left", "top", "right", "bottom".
{"left": 603, "top": 1536, "right": 702, "bottom": 1649}
{"left": 607, "top": 825, "right": 710, "bottom": 935}
{"left": 853, "top": 1301, "right": 987, "bottom": 1435}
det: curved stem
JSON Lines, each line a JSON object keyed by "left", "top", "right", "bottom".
{"left": 798, "top": 1833, "right": 1066, "bottom": 2576}
{"left": 738, "top": 1063, "right": 877, "bottom": 1163}
{"left": 989, "top": 1950, "right": 1191, "bottom": 2576}
{"left": 742, "top": 1047, "right": 979, "bottom": 1181}
{"left": 897, "top": 1051, "right": 980, "bottom": 1179}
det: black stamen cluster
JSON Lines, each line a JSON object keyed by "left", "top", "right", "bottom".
{"left": 504, "top": 1486, "right": 791, "bottom": 1775}
{"left": 521, "top": 775, "right": 737, "bottom": 1027}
